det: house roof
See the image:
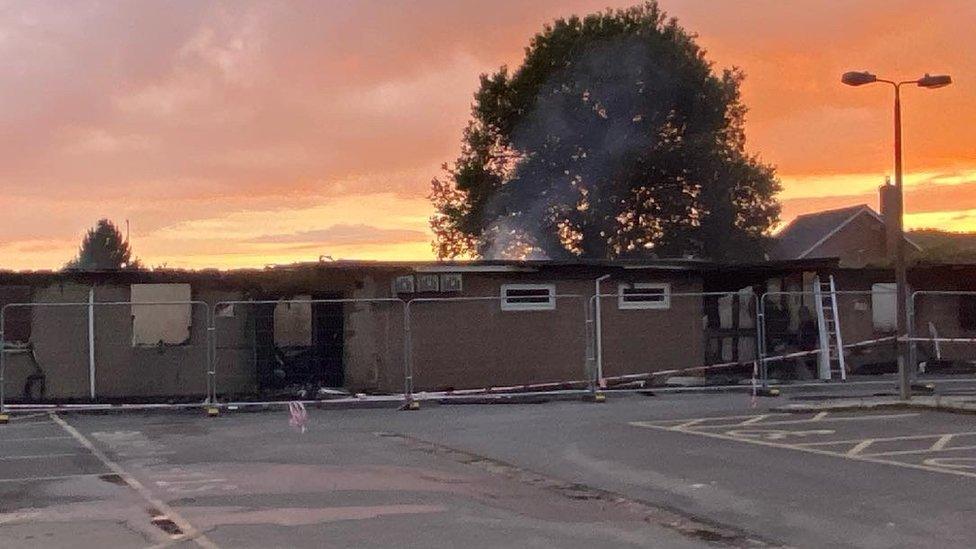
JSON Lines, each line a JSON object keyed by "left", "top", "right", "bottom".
{"left": 771, "top": 204, "right": 921, "bottom": 260}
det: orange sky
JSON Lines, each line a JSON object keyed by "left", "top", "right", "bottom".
{"left": 1, "top": 0, "right": 974, "bottom": 270}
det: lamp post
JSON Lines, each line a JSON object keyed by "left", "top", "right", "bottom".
{"left": 842, "top": 71, "right": 952, "bottom": 400}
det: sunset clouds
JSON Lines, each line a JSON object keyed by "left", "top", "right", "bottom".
{"left": 1, "top": 0, "right": 974, "bottom": 269}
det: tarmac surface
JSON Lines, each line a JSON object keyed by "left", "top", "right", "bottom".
{"left": 1, "top": 385, "right": 975, "bottom": 548}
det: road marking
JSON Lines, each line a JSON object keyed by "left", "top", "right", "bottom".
{"left": 864, "top": 444, "right": 976, "bottom": 458}
{"left": 0, "top": 473, "right": 106, "bottom": 483}
{"left": 736, "top": 415, "right": 769, "bottom": 425}
{"left": 810, "top": 411, "right": 829, "bottom": 421}
{"left": 638, "top": 413, "right": 793, "bottom": 427}
{"left": 155, "top": 478, "right": 228, "bottom": 486}
{"left": 48, "top": 413, "right": 219, "bottom": 549}
{"left": 923, "top": 457, "right": 976, "bottom": 470}
{"left": 930, "top": 434, "right": 955, "bottom": 452}
{"left": 0, "top": 452, "right": 88, "bottom": 461}
{"left": 726, "top": 428, "right": 835, "bottom": 441}
{"left": 0, "top": 419, "right": 61, "bottom": 429}
{"left": 630, "top": 418, "right": 976, "bottom": 480}
{"left": 677, "top": 413, "right": 920, "bottom": 431}
{"left": 846, "top": 439, "right": 875, "bottom": 456}
{"left": 0, "top": 436, "right": 74, "bottom": 442}
{"left": 794, "top": 431, "right": 976, "bottom": 447}
{"left": 6, "top": 413, "right": 52, "bottom": 422}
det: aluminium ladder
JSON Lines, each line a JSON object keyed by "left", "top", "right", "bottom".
{"left": 813, "top": 275, "right": 847, "bottom": 381}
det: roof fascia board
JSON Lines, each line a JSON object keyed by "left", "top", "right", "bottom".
{"left": 621, "top": 265, "right": 699, "bottom": 271}
{"left": 413, "top": 265, "right": 537, "bottom": 273}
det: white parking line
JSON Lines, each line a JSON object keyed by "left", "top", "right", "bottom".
{"left": 639, "top": 413, "right": 794, "bottom": 427}
{"left": 795, "top": 431, "right": 976, "bottom": 447}
{"left": 923, "top": 457, "right": 976, "bottom": 470}
{"left": 679, "top": 413, "right": 920, "bottom": 430}
{"left": 864, "top": 445, "right": 976, "bottom": 458}
{"left": 0, "top": 419, "right": 60, "bottom": 429}
{"left": 846, "top": 439, "right": 875, "bottom": 456}
{"left": 630, "top": 414, "right": 976, "bottom": 480}
{"left": 49, "top": 413, "right": 219, "bottom": 549}
{"left": 930, "top": 434, "right": 954, "bottom": 452}
{"left": 0, "top": 436, "right": 74, "bottom": 442}
{"left": 0, "top": 452, "right": 88, "bottom": 461}
{"left": 0, "top": 473, "right": 106, "bottom": 483}
{"left": 737, "top": 414, "right": 770, "bottom": 425}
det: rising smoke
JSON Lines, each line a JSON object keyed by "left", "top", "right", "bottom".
{"left": 481, "top": 34, "right": 684, "bottom": 260}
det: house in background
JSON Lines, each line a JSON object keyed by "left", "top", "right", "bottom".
{"left": 770, "top": 182, "right": 922, "bottom": 267}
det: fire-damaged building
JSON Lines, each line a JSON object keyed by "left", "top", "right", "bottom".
{"left": 1, "top": 255, "right": 975, "bottom": 403}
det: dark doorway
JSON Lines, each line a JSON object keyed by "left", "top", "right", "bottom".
{"left": 312, "top": 297, "right": 344, "bottom": 387}
{"left": 251, "top": 303, "right": 277, "bottom": 389}
{"left": 251, "top": 296, "right": 345, "bottom": 392}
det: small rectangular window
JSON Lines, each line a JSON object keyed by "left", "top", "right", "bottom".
{"left": 416, "top": 273, "right": 440, "bottom": 292}
{"left": 501, "top": 284, "right": 556, "bottom": 311}
{"left": 618, "top": 283, "right": 670, "bottom": 310}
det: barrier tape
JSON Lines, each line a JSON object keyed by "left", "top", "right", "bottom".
{"left": 288, "top": 401, "right": 308, "bottom": 433}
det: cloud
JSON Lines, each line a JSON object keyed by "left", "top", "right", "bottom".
{"left": 251, "top": 224, "right": 427, "bottom": 246}
{"left": 1, "top": 0, "right": 975, "bottom": 269}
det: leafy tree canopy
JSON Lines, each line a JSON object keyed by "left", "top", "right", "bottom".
{"left": 909, "top": 229, "right": 976, "bottom": 263}
{"left": 430, "top": 1, "right": 780, "bottom": 261}
{"left": 65, "top": 219, "right": 141, "bottom": 271}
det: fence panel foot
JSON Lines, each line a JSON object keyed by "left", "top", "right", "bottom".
{"left": 400, "top": 400, "right": 421, "bottom": 411}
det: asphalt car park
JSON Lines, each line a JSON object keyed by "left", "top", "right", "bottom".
{"left": 631, "top": 410, "right": 976, "bottom": 479}
{"left": 0, "top": 389, "right": 974, "bottom": 548}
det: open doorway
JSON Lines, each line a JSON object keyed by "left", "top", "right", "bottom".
{"left": 253, "top": 295, "right": 345, "bottom": 392}
{"left": 312, "top": 297, "right": 344, "bottom": 387}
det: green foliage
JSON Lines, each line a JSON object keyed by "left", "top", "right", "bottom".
{"left": 430, "top": 1, "right": 780, "bottom": 261}
{"left": 909, "top": 229, "right": 976, "bottom": 263}
{"left": 65, "top": 219, "right": 141, "bottom": 271}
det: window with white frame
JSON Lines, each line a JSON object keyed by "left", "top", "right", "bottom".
{"left": 501, "top": 284, "right": 556, "bottom": 311}
{"left": 618, "top": 282, "right": 670, "bottom": 310}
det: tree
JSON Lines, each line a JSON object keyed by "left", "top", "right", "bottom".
{"left": 430, "top": 1, "right": 780, "bottom": 261}
{"left": 65, "top": 219, "right": 140, "bottom": 271}
{"left": 909, "top": 229, "right": 976, "bottom": 263}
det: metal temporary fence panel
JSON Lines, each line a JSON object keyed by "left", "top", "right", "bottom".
{"left": 592, "top": 291, "right": 760, "bottom": 389}
{"left": 909, "top": 291, "right": 976, "bottom": 377}
{"left": 759, "top": 289, "right": 897, "bottom": 382}
{"left": 403, "top": 295, "right": 588, "bottom": 397}
{"left": 1, "top": 300, "right": 210, "bottom": 411}
{"left": 211, "top": 298, "right": 405, "bottom": 403}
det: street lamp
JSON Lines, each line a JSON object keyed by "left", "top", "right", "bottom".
{"left": 842, "top": 70, "right": 952, "bottom": 400}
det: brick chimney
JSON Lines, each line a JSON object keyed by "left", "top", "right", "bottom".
{"left": 879, "top": 176, "right": 900, "bottom": 258}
